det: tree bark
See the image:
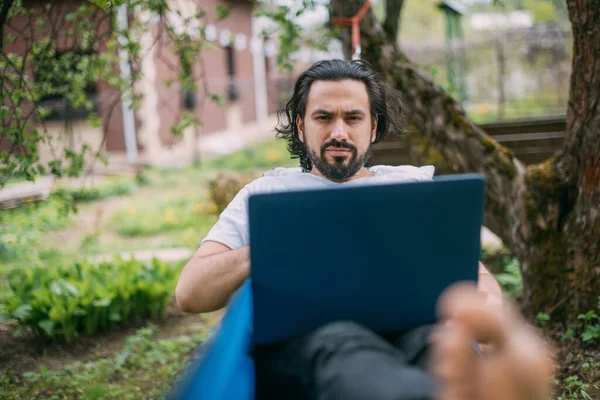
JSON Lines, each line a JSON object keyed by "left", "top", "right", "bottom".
{"left": 383, "top": 0, "right": 403, "bottom": 43}
{"left": 330, "top": 0, "right": 600, "bottom": 322}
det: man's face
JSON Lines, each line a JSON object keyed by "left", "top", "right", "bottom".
{"left": 296, "top": 79, "right": 377, "bottom": 182}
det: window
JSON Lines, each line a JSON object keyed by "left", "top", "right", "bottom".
{"left": 225, "top": 45, "right": 239, "bottom": 102}
{"left": 34, "top": 49, "right": 98, "bottom": 121}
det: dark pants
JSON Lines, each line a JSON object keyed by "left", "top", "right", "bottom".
{"left": 253, "top": 321, "right": 438, "bottom": 400}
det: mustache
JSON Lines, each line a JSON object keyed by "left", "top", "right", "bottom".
{"left": 320, "top": 140, "right": 357, "bottom": 153}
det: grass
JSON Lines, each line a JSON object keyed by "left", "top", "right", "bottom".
{"left": 53, "top": 176, "right": 141, "bottom": 204}
{"left": 110, "top": 195, "right": 217, "bottom": 238}
{"left": 203, "top": 138, "right": 296, "bottom": 172}
{"left": 0, "top": 198, "right": 73, "bottom": 271}
{"left": 0, "top": 323, "right": 209, "bottom": 400}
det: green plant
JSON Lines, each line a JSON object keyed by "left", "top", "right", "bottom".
{"left": 577, "top": 309, "right": 600, "bottom": 343}
{"left": 557, "top": 375, "right": 593, "bottom": 400}
{"left": 536, "top": 312, "right": 551, "bottom": 327}
{"left": 208, "top": 171, "right": 260, "bottom": 215}
{"left": 0, "top": 258, "right": 180, "bottom": 342}
{"left": 493, "top": 257, "right": 524, "bottom": 298}
{"left": 0, "top": 324, "right": 209, "bottom": 399}
{"left": 562, "top": 329, "right": 575, "bottom": 340}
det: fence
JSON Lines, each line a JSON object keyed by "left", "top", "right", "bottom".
{"left": 371, "top": 116, "right": 566, "bottom": 167}
{"left": 404, "top": 22, "right": 572, "bottom": 124}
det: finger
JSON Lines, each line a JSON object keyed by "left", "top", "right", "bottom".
{"left": 437, "top": 283, "right": 509, "bottom": 346}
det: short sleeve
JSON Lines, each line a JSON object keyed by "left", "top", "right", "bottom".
{"left": 201, "top": 185, "right": 251, "bottom": 250}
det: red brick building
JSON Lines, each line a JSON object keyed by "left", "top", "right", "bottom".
{"left": 2, "top": 0, "right": 285, "bottom": 167}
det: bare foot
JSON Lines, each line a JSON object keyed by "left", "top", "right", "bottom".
{"left": 430, "top": 283, "right": 555, "bottom": 400}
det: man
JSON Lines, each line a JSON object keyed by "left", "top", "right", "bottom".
{"left": 176, "top": 59, "right": 553, "bottom": 400}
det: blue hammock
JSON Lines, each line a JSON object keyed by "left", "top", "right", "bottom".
{"left": 170, "top": 280, "right": 255, "bottom": 400}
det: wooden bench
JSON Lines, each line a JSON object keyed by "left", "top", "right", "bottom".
{"left": 372, "top": 116, "right": 567, "bottom": 166}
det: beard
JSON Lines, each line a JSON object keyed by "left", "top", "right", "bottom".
{"left": 306, "top": 139, "right": 372, "bottom": 181}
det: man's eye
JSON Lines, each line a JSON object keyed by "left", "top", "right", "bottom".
{"left": 347, "top": 116, "right": 360, "bottom": 121}
{"left": 316, "top": 116, "right": 329, "bottom": 120}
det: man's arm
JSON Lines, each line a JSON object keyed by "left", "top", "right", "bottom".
{"left": 175, "top": 241, "right": 250, "bottom": 313}
{"left": 478, "top": 262, "right": 503, "bottom": 306}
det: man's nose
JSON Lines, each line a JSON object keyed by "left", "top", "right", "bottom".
{"left": 330, "top": 118, "right": 349, "bottom": 141}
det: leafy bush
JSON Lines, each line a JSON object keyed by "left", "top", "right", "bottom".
{"left": 208, "top": 171, "right": 260, "bottom": 215}
{"left": 0, "top": 258, "right": 180, "bottom": 342}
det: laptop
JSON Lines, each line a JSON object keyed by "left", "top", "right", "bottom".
{"left": 248, "top": 173, "right": 485, "bottom": 346}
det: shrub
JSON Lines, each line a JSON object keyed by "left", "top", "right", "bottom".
{"left": 208, "top": 171, "right": 260, "bottom": 215}
{"left": 0, "top": 258, "right": 180, "bottom": 342}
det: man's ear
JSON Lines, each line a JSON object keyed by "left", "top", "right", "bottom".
{"left": 371, "top": 115, "right": 378, "bottom": 143}
{"left": 296, "top": 115, "right": 305, "bottom": 143}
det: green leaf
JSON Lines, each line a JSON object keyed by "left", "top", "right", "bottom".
{"left": 582, "top": 331, "right": 594, "bottom": 342}
{"left": 49, "top": 305, "right": 67, "bottom": 322}
{"left": 561, "top": 329, "right": 574, "bottom": 340}
{"left": 73, "top": 307, "right": 87, "bottom": 317}
{"left": 87, "top": 0, "right": 124, "bottom": 9}
{"left": 92, "top": 298, "right": 111, "bottom": 307}
{"left": 13, "top": 304, "right": 33, "bottom": 320}
{"left": 210, "top": 93, "right": 223, "bottom": 107}
{"left": 62, "top": 280, "right": 80, "bottom": 297}
{"left": 38, "top": 319, "right": 56, "bottom": 336}
{"left": 50, "top": 281, "right": 63, "bottom": 296}
{"left": 215, "top": 4, "right": 229, "bottom": 20}
{"left": 109, "top": 311, "right": 122, "bottom": 322}
{"left": 536, "top": 312, "right": 550, "bottom": 327}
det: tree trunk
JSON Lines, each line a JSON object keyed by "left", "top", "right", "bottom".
{"left": 383, "top": 0, "right": 403, "bottom": 43}
{"left": 330, "top": 0, "right": 600, "bottom": 322}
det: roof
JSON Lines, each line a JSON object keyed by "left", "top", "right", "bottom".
{"left": 437, "top": 0, "right": 467, "bottom": 15}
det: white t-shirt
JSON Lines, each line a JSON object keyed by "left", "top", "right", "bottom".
{"left": 202, "top": 165, "right": 435, "bottom": 250}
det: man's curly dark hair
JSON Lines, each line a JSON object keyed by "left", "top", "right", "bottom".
{"left": 275, "top": 59, "right": 404, "bottom": 171}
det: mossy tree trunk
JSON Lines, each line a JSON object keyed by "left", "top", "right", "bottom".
{"left": 330, "top": 0, "right": 600, "bottom": 322}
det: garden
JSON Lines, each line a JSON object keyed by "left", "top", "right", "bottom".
{"left": 1, "top": 138, "right": 599, "bottom": 398}
{"left": 0, "top": 140, "right": 295, "bottom": 399}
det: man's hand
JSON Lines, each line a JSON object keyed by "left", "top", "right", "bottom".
{"left": 175, "top": 242, "right": 250, "bottom": 313}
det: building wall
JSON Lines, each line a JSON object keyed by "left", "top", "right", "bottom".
{"left": 153, "top": 0, "right": 257, "bottom": 146}
{"left": 3, "top": 0, "right": 261, "bottom": 162}
{"left": 2, "top": 1, "right": 137, "bottom": 155}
